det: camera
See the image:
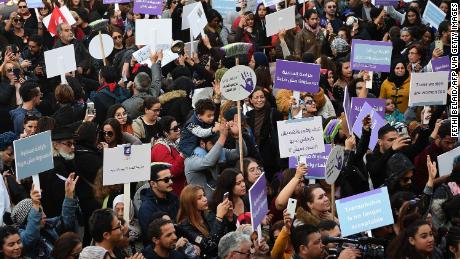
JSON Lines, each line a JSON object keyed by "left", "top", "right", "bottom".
{"left": 322, "top": 236, "right": 386, "bottom": 259}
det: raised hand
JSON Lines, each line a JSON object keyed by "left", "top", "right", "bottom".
{"left": 65, "top": 172, "right": 79, "bottom": 199}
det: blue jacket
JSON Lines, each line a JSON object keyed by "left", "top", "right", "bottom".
{"left": 178, "top": 112, "right": 213, "bottom": 157}
{"left": 138, "top": 188, "right": 179, "bottom": 244}
{"left": 20, "top": 197, "right": 78, "bottom": 259}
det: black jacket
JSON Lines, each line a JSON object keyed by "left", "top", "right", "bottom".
{"left": 54, "top": 38, "right": 91, "bottom": 70}
{"left": 177, "top": 212, "right": 236, "bottom": 258}
{"left": 74, "top": 143, "right": 102, "bottom": 201}
{"left": 159, "top": 90, "right": 193, "bottom": 126}
{"left": 336, "top": 128, "right": 371, "bottom": 198}
{"left": 141, "top": 245, "right": 187, "bottom": 259}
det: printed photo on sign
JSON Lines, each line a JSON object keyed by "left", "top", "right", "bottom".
{"left": 277, "top": 117, "right": 325, "bottom": 158}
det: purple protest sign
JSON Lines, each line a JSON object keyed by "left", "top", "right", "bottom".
{"left": 351, "top": 39, "right": 393, "bottom": 72}
{"left": 133, "top": 0, "right": 163, "bottom": 15}
{"left": 374, "top": 0, "right": 397, "bottom": 6}
{"left": 103, "top": 0, "right": 130, "bottom": 4}
{"left": 352, "top": 102, "right": 387, "bottom": 150}
{"left": 275, "top": 59, "right": 320, "bottom": 93}
{"left": 289, "top": 144, "right": 332, "bottom": 179}
{"left": 249, "top": 173, "right": 268, "bottom": 230}
{"left": 432, "top": 56, "right": 451, "bottom": 81}
{"left": 350, "top": 97, "right": 385, "bottom": 128}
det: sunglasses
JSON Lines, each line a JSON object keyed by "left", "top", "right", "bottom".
{"left": 156, "top": 176, "right": 173, "bottom": 183}
{"left": 113, "top": 35, "right": 122, "bottom": 39}
{"left": 102, "top": 130, "right": 114, "bottom": 137}
{"left": 304, "top": 100, "right": 315, "bottom": 105}
{"left": 6, "top": 68, "right": 14, "bottom": 73}
{"left": 18, "top": 5, "right": 27, "bottom": 8}
{"left": 150, "top": 108, "right": 161, "bottom": 113}
{"left": 170, "top": 125, "right": 180, "bottom": 132}
{"left": 13, "top": 18, "right": 22, "bottom": 23}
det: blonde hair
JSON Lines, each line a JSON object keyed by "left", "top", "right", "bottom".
{"left": 177, "top": 185, "right": 209, "bottom": 236}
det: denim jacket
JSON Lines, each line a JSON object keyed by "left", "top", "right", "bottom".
{"left": 20, "top": 197, "right": 78, "bottom": 259}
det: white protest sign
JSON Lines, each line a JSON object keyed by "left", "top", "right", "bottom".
{"left": 89, "top": 34, "right": 114, "bottom": 60}
{"left": 408, "top": 71, "right": 449, "bottom": 107}
{"left": 263, "top": 0, "right": 283, "bottom": 7}
{"left": 437, "top": 146, "right": 460, "bottom": 177}
{"left": 44, "top": 44, "right": 76, "bottom": 78}
{"left": 422, "top": 0, "right": 446, "bottom": 29}
{"left": 325, "top": 145, "right": 345, "bottom": 184}
{"left": 184, "top": 40, "right": 199, "bottom": 55}
{"left": 192, "top": 87, "right": 214, "bottom": 108}
{"left": 135, "top": 19, "right": 172, "bottom": 46}
{"left": 103, "top": 144, "right": 151, "bottom": 185}
{"left": 265, "top": 6, "right": 296, "bottom": 37}
{"left": 187, "top": 3, "right": 207, "bottom": 39}
{"left": 161, "top": 49, "right": 179, "bottom": 67}
{"left": 277, "top": 117, "right": 325, "bottom": 158}
{"left": 220, "top": 65, "right": 256, "bottom": 101}
{"left": 181, "top": 1, "right": 200, "bottom": 30}
{"left": 132, "top": 45, "right": 152, "bottom": 64}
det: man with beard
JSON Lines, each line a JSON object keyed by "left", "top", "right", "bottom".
{"left": 141, "top": 218, "right": 188, "bottom": 259}
{"left": 294, "top": 9, "right": 326, "bottom": 58}
{"left": 39, "top": 126, "right": 76, "bottom": 217}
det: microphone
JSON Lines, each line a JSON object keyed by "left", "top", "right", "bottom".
{"left": 322, "top": 236, "right": 359, "bottom": 245}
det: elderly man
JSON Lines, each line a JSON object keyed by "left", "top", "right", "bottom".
{"left": 218, "top": 231, "right": 252, "bottom": 259}
{"left": 122, "top": 70, "right": 161, "bottom": 119}
{"left": 39, "top": 126, "right": 76, "bottom": 217}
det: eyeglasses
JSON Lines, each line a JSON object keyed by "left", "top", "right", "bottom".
{"left": 59, "top": 141, "right": 75, "bottom": 148}
{"left": 111, "top": 221, "right": 122, "bottom": 232}
{"left": 18, "top": 5, "right": 27, "bottom": 9}
{"left": 304, "top": 100, "right": 316, "bottom": 105}
{"left": 327, "top": 5, "right": 337, "bottom": 8}
{"left": 102, "top": 130, "right": 114, "bottom": 137}
{"left": 115, "top": 112, "right": 127, "bottom": 118}
{"left": 170, "top": 125, "right": 180, "bottom": 132}
{"left": 113, "top": 35, "right": 122, "bottom": 39}
{"left": 232, "top": 250, "right": 252, "bottom": 258}
{"left": 156, "top": 176, "right": 173, "bottom": 183}
{"left": 150, "top": 108, "right": 161, "bottom": 113}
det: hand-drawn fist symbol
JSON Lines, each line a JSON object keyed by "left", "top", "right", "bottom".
{"left": 241, "top": 72, "right": 254, "bottom": 92}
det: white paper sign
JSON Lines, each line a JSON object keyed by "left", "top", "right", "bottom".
{"left": 181, "top": 2, "right": 200, "bottom": 30}
{"left": 408, "top": 71, "right": 449, "bottom": 107}
{"left": 135, "top": 19, "right": 172, "bottom": 46}
{"left": 161, "top": 49, "right": 179, "bottom": 67}
{"left": 187, "top": 3, "right": 207, "bottom": 39}
{"left": 422, "top": 0, "right": 446, "bottom": 29}
{"left": 132, "top": 45, "right": 152, "bottom": 64}
{"left": 192, "top": 87, "right": 214, "bottom": 108}
{"left": 89, "top": 34, "right": 114, "bottom": 60}
{"left": 103, "top": 144, "right": 151, "bottom": 185}
{"left": 277, "top": 117, "right": 325, "bottom": 158}
{"left": 184, "top": 40, "right": 199, "bottom": 55}
{"left": 220, "top": 65, "right": 256, "bottom": 101}
{"left": 44, "top": 44, "right": 77, "bottom": 78}
{"left": 325, "top": 145, "right": 345, "bottom": 184}
{"left": 437, "top": 146, "right": 460, "bottom": 177}
{"left": 265, "top": 6, "right": 296, "bottom": 37}
{"left": 263, "top": 0, "right": 283, "bottom": 7}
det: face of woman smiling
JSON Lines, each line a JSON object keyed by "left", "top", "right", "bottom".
{"left": 250, "top": 90, "right": 266, "bottom": 110}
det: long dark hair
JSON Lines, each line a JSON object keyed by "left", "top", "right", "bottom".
{"left": 0, "top": 225, "right": 20, "bottom": 257}
{"left": 210, "top": 168, "right": 243, "bottom": 213}
{"left": 99, "top": 118, "right": 124, "bottom": 146}
{"left": 51, "top": 232, "right": 81, "bottom": 259}
{"left": 158, "top": 116, "right": 176, "bottom": 138}
{"left": 402, "top": 7, "right": 422, "bottom": 28}
{"left": 387, "top": 219, "right": 432, "bottom": 259}
{"left": 106, "top": 103, "right": 133, "bottom": 124}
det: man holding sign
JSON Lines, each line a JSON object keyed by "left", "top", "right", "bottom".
{"left": 54, "top": 23, "right": 91, "bottom": 75}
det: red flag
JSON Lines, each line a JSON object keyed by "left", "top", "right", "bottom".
{"left": 47, "top": 7, "right": 68, "bottom": 36}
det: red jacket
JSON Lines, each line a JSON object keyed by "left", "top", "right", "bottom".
{"left": 151, "top": 140, "right": 186, "bottom": 196}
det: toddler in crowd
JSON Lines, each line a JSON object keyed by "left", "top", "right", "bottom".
{"left": 384, "top": 98, "right": 404, "bottom": 124}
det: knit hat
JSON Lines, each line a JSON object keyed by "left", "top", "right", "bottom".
{"left": 79, "top": 246, "right": 108, "bottom": 259}
{"left": 11, "top": 198, "right": 33, "bottom": 225}
{"left": 0, "top": 131, "right": 16, "bottom": 149}
{"left": 323, "top": 118, "right": 342, "bottom": 144}
{"left": 331, "top": 37, "right": 350, "bottom": 53}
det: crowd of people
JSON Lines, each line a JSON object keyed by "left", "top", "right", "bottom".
{"left": 0, "top": 0, "right": 458, "bottom": 258}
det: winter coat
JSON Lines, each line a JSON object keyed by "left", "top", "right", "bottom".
{"left": 138, "top": 188, "right": 179, "bottom": 244}
{"left": 151, "top": 138, "right": 186, "bottom": 196}
{"left": 159, "top": 90, "right": 193, "bottom": 126}
{"left": 52, "top": 103, "right": 86, "bottom": 131}
{"left": 21, "top": 197, "right": 78, "bottom": 259}
{"left": 54, "top": 38, "right": 91, "bottom": 70}
{"left": 179, "top": 112, "right": 213, "bottom": 157}
{"left": 379, "top": 76, "right": 411, "bottom": 113}
{"left": 74, "top": 143, "right": 102, "bottom": 201}
{"left": 294, "top": 27, "right": 326, "bottom": 58}
{"left": 177, "top": 212, "right": 236, "bottom": 258}
{"left": 132, "top": 116, "right": 161, "bottom": 144}
{"left": 39, "top": 156, "right": 75, "bottom": 218}
{"left": 141, "top": 244, "right": 187, "bottom": 259}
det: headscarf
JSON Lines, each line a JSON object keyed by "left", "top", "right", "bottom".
{"left": 112, "top": 194, "right": 135, "bottom": 221}
{"left": 387, "top": 59, "right": 409, "bottom": 89}
{"left": 11, "top": 198, "right": 33, "bottom": 225}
